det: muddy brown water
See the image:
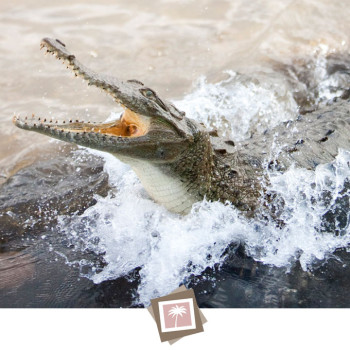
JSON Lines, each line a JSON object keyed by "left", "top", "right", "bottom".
{"left": 1, "top": 0, "right": 350, "bottom": 307}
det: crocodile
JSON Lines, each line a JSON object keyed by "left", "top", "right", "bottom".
{"left": 13, "top": 38, "right": 350, "bottom": 216}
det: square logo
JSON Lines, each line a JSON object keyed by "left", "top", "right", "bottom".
{"left": 149, "top": 287, "right": 205, "bottom": 343}
{"left": 159, "top": 298, "right": 196, "bottom": 332}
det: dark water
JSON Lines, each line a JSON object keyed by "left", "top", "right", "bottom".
{"left": 2, "top": 164, "right": 350, "bottom": 308}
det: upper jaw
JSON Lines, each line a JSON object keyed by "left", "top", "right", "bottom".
{"left": 40, "top": 37, "right": 193, "bottom": 139}
{"left": 40, "top": 38, "right": 161, "bottom": 114}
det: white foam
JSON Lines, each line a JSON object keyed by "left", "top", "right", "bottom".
{"left": 176, "top": 71, "right": 298, "bottom": 140}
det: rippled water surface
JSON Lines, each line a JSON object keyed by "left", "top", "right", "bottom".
{"left": 1, "top": 0, "right": 350, "bottom": 307}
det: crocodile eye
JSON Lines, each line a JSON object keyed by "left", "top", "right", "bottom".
{"left": 141, "top": 89, "right": 155, "bottom": 98}
{"left": 140, "top": 88, "right": 169, "bottom": 112}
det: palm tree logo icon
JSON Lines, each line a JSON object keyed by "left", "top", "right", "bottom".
{"left": 168, "top": 304, "right": 187, "bottom": 328}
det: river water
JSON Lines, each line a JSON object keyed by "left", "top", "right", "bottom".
{"left": 1, "top": 0, "right": 350, "bottom": 307}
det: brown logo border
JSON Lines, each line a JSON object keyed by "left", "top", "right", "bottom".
{"left": 149, "top": 287, "right": 205, "bottom": 343}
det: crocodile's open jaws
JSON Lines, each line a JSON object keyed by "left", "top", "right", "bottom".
{"left": 13, "top": 38, "right": 205, "bottom": 214}
{"left": 13, "top": 38, "right": 350, "bottom": 216}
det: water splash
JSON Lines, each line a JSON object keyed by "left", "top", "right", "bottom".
{"left": 56, "top": 67, "right": 350, "bottom": 305}
{"left": 57, "top": 148, "right": 350, "bottom": 305}
{"left": 176, "top": 71, "right": 298, "bottom": 140}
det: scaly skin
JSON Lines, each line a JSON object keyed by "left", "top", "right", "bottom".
{"left": 13, "top": 38, "right": 350, "bottom": 215}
